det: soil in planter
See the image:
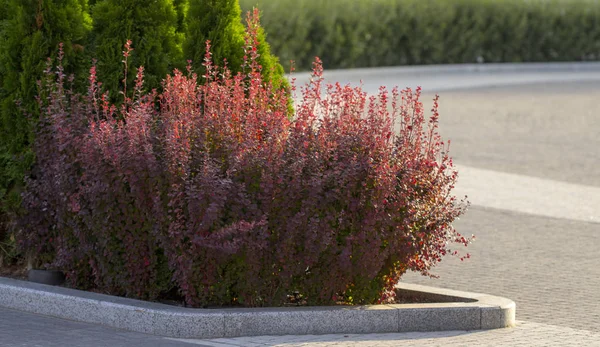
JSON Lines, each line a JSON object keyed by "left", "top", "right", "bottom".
{"left": 392, "top": 291, "right": 448, "bottom": 304}
{"left": 154, "top": 289, "right": 450, "bottom": 308}
{"left": 0, "top": 262, "right": 27, "bottom": 281}
{"left": 0, "top": 264, "right": 463, "bottom": 307}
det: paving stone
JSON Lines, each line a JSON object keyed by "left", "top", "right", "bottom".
{"left": 188, "top": 321, "right": 600, "bottom": 347}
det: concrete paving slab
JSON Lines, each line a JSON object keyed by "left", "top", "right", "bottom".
{"left": 420, "top": 82, "right": 600, "bottom": 187}
{"left": 0, "top": 307, "right": 200, "bottom": 347}
{"left": 173, "top": 321, "right": 600, "bottom": 346}
{"left": 452, "top": 165, "right": 600, "bottom": 223}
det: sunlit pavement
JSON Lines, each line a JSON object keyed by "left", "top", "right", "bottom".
{"left": 174, "top": 322, "right": 600, "bottom": 346}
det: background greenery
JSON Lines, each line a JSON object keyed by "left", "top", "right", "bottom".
{"left": 240, "top": 0, "right": 600, "bottom": 72}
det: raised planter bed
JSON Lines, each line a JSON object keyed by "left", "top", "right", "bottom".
{"left": 0, "top": 277, "right": 515, "bottom": 338}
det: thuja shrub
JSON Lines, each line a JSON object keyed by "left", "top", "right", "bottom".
{"left": 20, "top": 11, "right": 469, "bottom": 306}
{"left": 184, "top": 2, "right": 288, "bottom": 92}
{"left": 91, "top": 0, "right": 183, "bottom": 97}
{"left": 0, "top": 0, "right": 92, "bottom": 264}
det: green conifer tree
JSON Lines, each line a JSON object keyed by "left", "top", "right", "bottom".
{"left": 173, "top": 0, "right": 189, "bottom": 34}
{"left": 184, "top": 0, "right": 245, "bottom": 73}
{"left": 90, "top": 0, "right": 183, "bottom": 98}
{"left": 0, "top": 0, "right": 92, "bottom": 230}
{"left": 183, "top": 0, "right": 287, "bottom": 90}
{"left": 252, "top": 11, "right": 287, "bottom": 91}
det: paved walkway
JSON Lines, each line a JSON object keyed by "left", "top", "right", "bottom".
{"left": 174, "top": 322, "right": 600, "bottom": 346}
{"left": 2, "top": 70, "right": 600, "bottom": 346}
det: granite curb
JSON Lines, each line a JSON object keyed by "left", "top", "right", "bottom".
{"left": 0, "top": 276, "right": 515, "bottom": 338}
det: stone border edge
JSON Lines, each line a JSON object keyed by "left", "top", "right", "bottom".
{"left": 0, "top": 276, "right": 515, "bottom": 338}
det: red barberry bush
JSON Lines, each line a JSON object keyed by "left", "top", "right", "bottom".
{"left": 19, "top": 10, "right": 470, "bottom": 307}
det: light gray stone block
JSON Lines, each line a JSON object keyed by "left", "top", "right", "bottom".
{"left": 222, "top": 305, "right": 398, "bottom": 337}
{"left": 396, "top": 306, "right": 481, "bottom": 332}
{"left": 479, "top": 296, "right": 517, "bottom": 329}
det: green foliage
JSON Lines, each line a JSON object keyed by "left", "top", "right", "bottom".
{"left": 90, "top": 0, "right": 183, "bottom": 97}
{"left": 173, "top": 0, "right": 189, "bottom": 33}
{"left": 184, "top": 1, "right": 286, "bottom": 88}
{"left": 240, "top": 0, "right": 600, "bottom": 71}
{"left": 252, "top": 13, "right": 287, "bottom": 90}
{"left": 0, "top": 0, "right": 7, "bottom": 21}
{"left": 184, "top": 0, "right": 247, "bottom": 74}
{"left": 0, "top": 0, "right": 92, "bottom": 261}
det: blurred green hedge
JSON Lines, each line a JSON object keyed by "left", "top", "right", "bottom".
{"left": 240, "top": 0, "right": 600, "bottom": 71}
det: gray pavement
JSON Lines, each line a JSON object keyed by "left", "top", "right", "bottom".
{"left": 176, "top": 322, "right": 600, "bottom": 346}
{"left": 402, "top": 207, "right": 600, "bottom": 333}
{"left": 451, "top": 165, "right": 600, "bottom": 223}
{"left": 0, "top": 307, "right": 201, "bottom": 347}
{"left": 421, "top": 82, "right": 600, "bottom": 187}
{"left": 2, "top": 68, "right": 600, "bottom": 346}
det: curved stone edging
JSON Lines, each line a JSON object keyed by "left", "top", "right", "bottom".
{"left": 0, "top": 277, "right": 515, "bottom": 338}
